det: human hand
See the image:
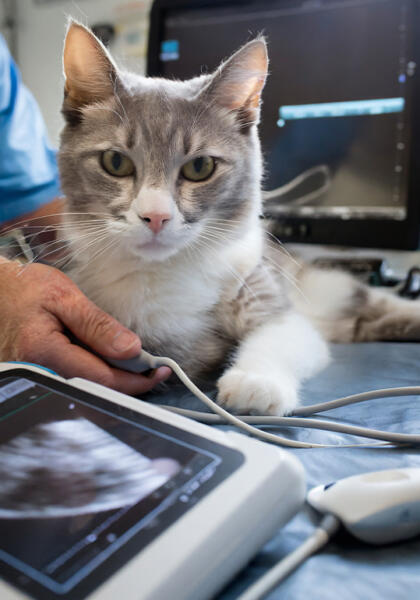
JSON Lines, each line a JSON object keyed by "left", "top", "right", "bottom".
{"left": 0, "top": 259, "right": 171, "bottom": 394}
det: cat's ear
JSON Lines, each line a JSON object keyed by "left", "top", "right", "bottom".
{"left": 203, "top": 38, "right": 268, "bottom": 127}
{"left": 63, "top": 20, "right": 118, "bottom": 109}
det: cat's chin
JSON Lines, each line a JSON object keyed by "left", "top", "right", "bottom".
{"left": 132, "top": 240, "right": 180, "bottom": 262}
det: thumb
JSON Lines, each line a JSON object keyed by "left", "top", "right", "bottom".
{"left": 50, "top": 284, "right": 141, "bottom": 358}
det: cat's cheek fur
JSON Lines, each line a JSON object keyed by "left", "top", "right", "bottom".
{"left": 217, "top": 313, "right": 330, "bottom": 415}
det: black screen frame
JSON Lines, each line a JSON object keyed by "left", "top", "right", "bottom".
{"left": 0, "top": 368, "right": 244, "bottom": 600}
{"left": 147, "top": 0, "right": 420, "bottom": 250}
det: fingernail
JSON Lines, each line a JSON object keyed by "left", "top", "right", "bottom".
{"left": 157, "top": 367, "right": 172, "bottom": 380}
{"left": 112, "top": 331, "right": 140, "bottom": 352}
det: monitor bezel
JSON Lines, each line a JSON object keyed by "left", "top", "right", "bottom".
{"left": 147, "top": 0, "right": 420, "bottom": 250}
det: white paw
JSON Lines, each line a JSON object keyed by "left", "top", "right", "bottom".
{"left": 216, "top": 368, "right": 298, "bottom": 416}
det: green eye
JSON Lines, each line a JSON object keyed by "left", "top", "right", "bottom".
{"left": 101, "top": 150, "right": 134, "bottom": 177}
{"left": 181, "top": 156, "right": 215, "bottom": 182}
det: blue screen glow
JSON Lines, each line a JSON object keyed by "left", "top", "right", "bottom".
{"left": 277, "top": 98, "right": 405, "bottom": 127}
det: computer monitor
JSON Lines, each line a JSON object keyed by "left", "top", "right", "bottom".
{"left": 147, "top": 0, "right": 420, "bottom": 249}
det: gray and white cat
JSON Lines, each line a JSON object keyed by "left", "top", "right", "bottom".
{"left": 58, "top": 21, "right": 420, "bottom": 416}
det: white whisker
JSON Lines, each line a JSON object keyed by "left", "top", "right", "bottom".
{"left": 193, "top": 235, "right": 258, "bottom": 300}
{"left": 52, "top": 231, "right": 112, "bottom": 270}
{"left": 198, "top": 226, "right": 309, "bottom": 304}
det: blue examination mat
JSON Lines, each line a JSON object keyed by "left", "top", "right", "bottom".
{"left": 154, "top": 342, "right": 420, "bottom": 599}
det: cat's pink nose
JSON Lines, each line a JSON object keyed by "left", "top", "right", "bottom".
{"left": 140, "top": 212, "right": 171, "bottom": 234}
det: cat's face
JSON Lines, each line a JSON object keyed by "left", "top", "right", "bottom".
{"left": 59, "top": 23, "right": 268, "bottom": 263}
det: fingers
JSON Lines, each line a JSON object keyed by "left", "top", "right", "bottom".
{"left": 45, "top": 276, "right": 142, "bottom": 359}
{"left": 0, "top": 262, "right": 168, "bottom": 396}
{"left": 45, "top": 332, "right": 171, "bottom": 396}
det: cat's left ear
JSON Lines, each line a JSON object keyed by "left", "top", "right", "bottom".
{"left": 203, "top": 38, "right": 268, "bottom": 128}
{"left": 62, "top": 20, "right": 118, "bottom": 109}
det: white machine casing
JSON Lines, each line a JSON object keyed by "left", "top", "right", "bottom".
{"left": 0, "top": 363, "right": 305, "bottom": 600}
{"left": 308, "top": 468, "right": 420, "bottom": 544}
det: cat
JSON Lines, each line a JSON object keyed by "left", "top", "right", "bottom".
{"left": 58, "top": 21, "right": 420, "bottom": 416}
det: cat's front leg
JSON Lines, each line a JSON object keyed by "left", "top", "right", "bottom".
{"left": 217, "top": 312, "right": 329, "bottom": 415}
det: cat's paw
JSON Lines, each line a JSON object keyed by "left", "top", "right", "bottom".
{"left": 216, "top": 368, "right": 298, "bottom": 416}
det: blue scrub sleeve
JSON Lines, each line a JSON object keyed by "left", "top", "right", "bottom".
{"left": 0, "top": 35, "right": 61, "bottom": 224}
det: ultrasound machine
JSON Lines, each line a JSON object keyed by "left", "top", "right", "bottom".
{"left": 0, "top": 365, "right": 305, "bottom": 600}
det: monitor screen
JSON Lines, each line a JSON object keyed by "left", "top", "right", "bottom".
{"left": 0, "top": 371, "right": 243, "bottom": 600}
{"left": 150, "top": 0, "right": 420, "bottom": 248}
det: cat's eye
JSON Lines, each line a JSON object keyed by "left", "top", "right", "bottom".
{"left": 181, "top": 156, "right": 215, "bottom": 182}
{"left": 101, "top": 150, "right": 135, "bottom": 177}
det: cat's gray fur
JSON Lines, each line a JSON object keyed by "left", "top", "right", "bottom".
{"left": 58, "top": 21, "right": 420, "bottom": 415}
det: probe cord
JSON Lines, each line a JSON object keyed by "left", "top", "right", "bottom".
{"left": 158, "top": 406, "right": 416, "bottom": 445}
{"left": 236, "top": 514, "right": 340, "bottom": 600}
{"left": 291, "top": 386, "right": 420, "bottom": 416}
{"left": 141, "top": 351, "right": 420, "bottom": 449}
{"left": 147, "top": 353, "right": 324, "bottom": 448}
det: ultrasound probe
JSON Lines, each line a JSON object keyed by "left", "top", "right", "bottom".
{"left": 239, "top": 467, "right": 420, "bottom": 600}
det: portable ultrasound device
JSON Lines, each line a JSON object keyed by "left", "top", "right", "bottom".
{"left": 0, "top": 363, "right": 305, "bottom": 600}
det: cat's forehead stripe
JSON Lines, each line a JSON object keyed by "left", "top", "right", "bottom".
{"left": 126, "top": 125, "right": 137, "bottom": 149}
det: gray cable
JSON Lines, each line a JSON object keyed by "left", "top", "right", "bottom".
{"left": 159, "top": 406, "right": 419, "bottom": 445}
{"left": 141, "top": 351, "right": 420, "bottom": 448}
{"left": 150, "top": 354, "right": 325, "bottom": 448}
{"left": 291, "top": 386, "right": 420, "bottom": 416}
{"left": 237, "top": 514, "right": 340, "bottom": 600}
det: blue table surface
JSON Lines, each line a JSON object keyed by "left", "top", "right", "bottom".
{"left": 153, "top": 342, "right": 420, "bottom": 600}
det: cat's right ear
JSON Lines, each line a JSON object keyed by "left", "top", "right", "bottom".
{"left": 201, "top": 38, "right": 268, "bottom": 129}
{"left": 62, "top": 20, "right": 117, "bottom": 114}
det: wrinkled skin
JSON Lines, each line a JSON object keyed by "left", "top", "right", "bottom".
{"left": 0, "top": 258, "right": 171, "bottom": 393}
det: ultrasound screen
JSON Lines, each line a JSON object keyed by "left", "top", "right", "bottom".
{"left": 159, "top": 0, "right": 414, "bottom": 220}
{"left": 0, "top": 373, "right": 243, "bottom": 600}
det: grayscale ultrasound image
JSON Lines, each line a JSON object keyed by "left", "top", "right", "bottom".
{"left": 0, "top": 418, "right": 181, "bottom": 519}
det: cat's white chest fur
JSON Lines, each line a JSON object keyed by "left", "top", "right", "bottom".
{"left": 67, "top": 227, "right": 263, "bottom": 363}
{"left": 69, "top": 248, "right": 234, "bottom": 354}
{"left": 75, "top": 263, "right": 215, "bottom": 344}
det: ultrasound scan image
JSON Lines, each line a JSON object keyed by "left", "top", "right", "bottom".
{"left": 0, "top": 417, "right": 180, "bottom": 519}
{"left": 0, "top": 413, "right": 182, "bottom": 576}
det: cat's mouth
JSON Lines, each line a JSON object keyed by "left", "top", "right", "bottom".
{"left": 137, "top": 239, "right": 166, "bottom": 250}
{"left": 126, "top": 223, "right": 199, "bottom": 262}
{"left": 133, "top": 238, "right": 180, "bottom": 261}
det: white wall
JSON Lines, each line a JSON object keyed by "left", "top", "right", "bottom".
{"left": 15, "top": 0, "right": 151, "bottom": 146}
{"left": 0, "top": 2, "right": 5, "bottom": 39}
{"left": 1, "top": 0, "right": 17, "bottom": 56}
